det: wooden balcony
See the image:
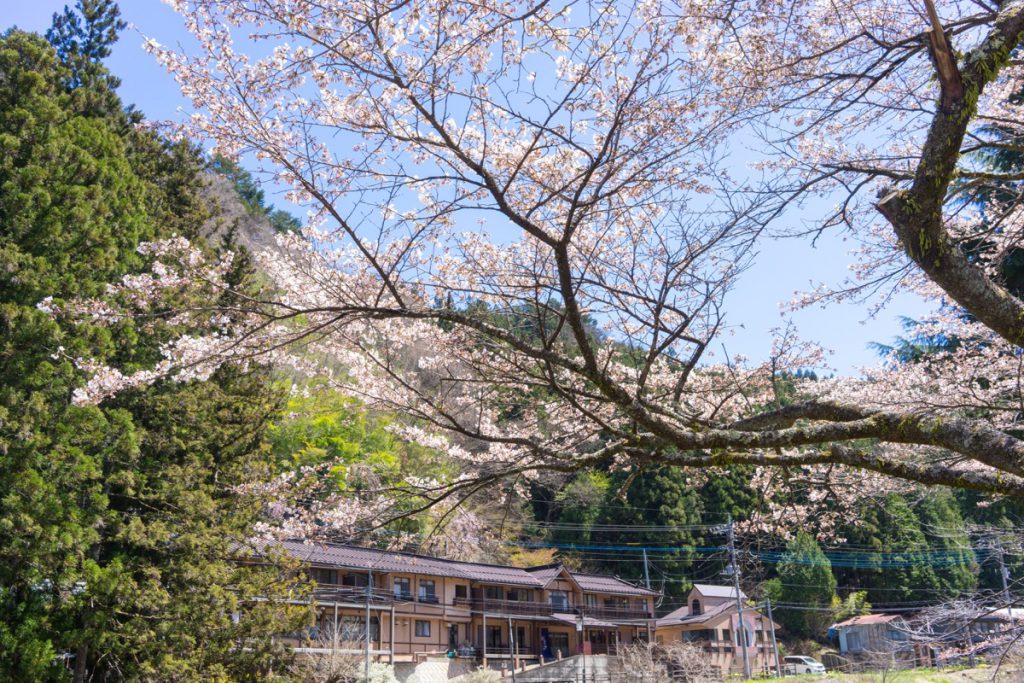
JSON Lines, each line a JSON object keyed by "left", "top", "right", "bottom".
{"left": 311, "top": 584, "right": 450, "bottom": 608}
{"left": 453, "top": 596, "right": 555, "bottom": 616}
{"left": 312, "top": 584, "right": 394, "bottom": 605}
{"left": 585, "top": 605, "right": 652, "bottom": 621}
{"left": 450, "top": 596, "right": 649, "bottom": 622}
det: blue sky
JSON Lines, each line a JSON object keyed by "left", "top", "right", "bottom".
{"left": 6, "top": 1, "right": 932, "bottom": 374}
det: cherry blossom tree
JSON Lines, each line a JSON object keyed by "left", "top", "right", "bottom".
{"left": 49, "top": 0, "right": 1024, "bottom": 524}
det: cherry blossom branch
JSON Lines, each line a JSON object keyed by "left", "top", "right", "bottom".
{"left": 877, "top": 0, "right": 1024, "bottom": 347}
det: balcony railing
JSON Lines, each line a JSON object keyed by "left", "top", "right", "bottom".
{"left": 586, "top": 642, "right": 620, "bottom": 655}
{"left": 454, "top": 596, "right": 556, "bottom": 616}
{"left": 699, "top": 640, "right": 735, "bottom": 653}
{"left": 450, "top": 597, "right": 651, "bottom": 621}
{"left": 310, "top": 584, "right": 451, "bottom": 607}
{"left": 308, "top": 583, "right": 651, "bottom": 621}
{"left": 477, "top": 642, "right": 621, "bottom": 658}
{"left": 585, "top": 605, "right": 652, "bottom": 621}
{"left": 312, "top": 584, "right": 394, "bottom": 604}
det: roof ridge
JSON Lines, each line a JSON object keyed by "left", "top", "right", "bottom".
{"left": 286, "top": 539, "right": 539, "bottom": 572}
{"left": 277, "top": 540, "right": 660, "bottom": 595}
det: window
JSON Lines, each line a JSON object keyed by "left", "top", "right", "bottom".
{"left": 339, "top": 616, "right": 380, "bottom": 641}
{"left": 419, "top": 579, "right": 437, "bottom": 603}
{"left": 415, "top": 620, "right": 431, "bottom": 637}
{"left": 311, "top": 568, "right": 335, "bottom": 585}
{"left": 549, "top": 632, "right": 570, "bottom": 658}
{"left": 455, "top": 584, "right": 468, "bottom": 600}
{"left": 516, "top": 626, "right": 527, "bottom": 649}
{"left": 721, "top": 628, "right": 731, "bottom": 644}
{"left": 507, "top": 588, "right": 531, "bottom": 602}
{"left": 584, "top": 594, "right": 598, "bottom": 608}
{"left": 484, "top": 585, "right": 503, "bottom": 600}
{"left": 549, "top": 590, "right": 569, "bottom": 610}
{"left": 341, "top": 573, "right": 368, "bottom": 587}
{"left": 691, "top": 599, "right": 702, "bottom": 616}
{"left": 488, "top": 625, "right": 502, "bottom": 647}
{"left": 394, "top": 577, "right": 411, "bottom": 599}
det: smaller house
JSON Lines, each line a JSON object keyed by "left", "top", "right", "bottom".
{"left": 975, "top": 607, "right": 1018, "bottom": 636}
{"left": 833, "top": 613, "right": 931, "bottom": 668}
{"left": 654, "top": 584, "right": 779, "bottom": 677}
{"left": 916, "top": 607, "right": 1020, "bottom": 665}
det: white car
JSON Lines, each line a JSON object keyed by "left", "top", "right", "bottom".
{"left": 783, "top": 655, "right": 827, "bottom": 675}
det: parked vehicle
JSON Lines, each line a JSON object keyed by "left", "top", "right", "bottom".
{"left": 783, "top": 655, "right": 827, "bottom": 675}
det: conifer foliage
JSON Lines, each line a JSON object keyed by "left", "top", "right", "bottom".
{"left": 0, "top": 4, "right": 307, "bottom": 680}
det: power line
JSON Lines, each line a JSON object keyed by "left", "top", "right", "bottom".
{"left": 507, "top": 541, "right": 995, "bottom": 568}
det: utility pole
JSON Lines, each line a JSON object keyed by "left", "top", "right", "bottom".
{"left": 579, "top": 606, "right": 587, "bottom": 683}
{"left": 726, "top": 517, "right": 751, "bottom": 679}
{"left": 766, "top": 598, "right": 782, "bottom": 677}
{"left": 508, "top": 616, "right": 517, "bottom": 683}
{"left": 365, "top": 567, "right": 372, "bottom": 682}
{"left": 642, "top": 548, "right": 651, "bottom": 590}
{"left": 996, "top": 540, "right": 1016, "bottom": 624}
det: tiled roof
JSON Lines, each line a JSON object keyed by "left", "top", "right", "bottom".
{"left": 524, "top": 564, "right": 564, "bottom": 584}
{"left": 524, "top": 564, "right": 656, "bottom": 597}
{"left": 571, "top": 572, "right": 659, "bottom": 597}
{"left": 269, "top": 541, "right": 661, "bottom": 595}
{"left": 692, "top": 583, "right": 746, "bottom": 600}
{"left": 272, "top": 540, "right": 544, "bottom": 587}
{"left": 658, "top": 604, "right": 691, "bottom": 624}
{"left": 834, "top": 613, "right": 902, "bottom": 628}
{"left": 657, "top": 600, "right": 733, "bottom": 627}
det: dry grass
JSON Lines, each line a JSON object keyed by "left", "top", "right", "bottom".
{"left": 749, "top": 664, "right": 1022, "bottom": 682}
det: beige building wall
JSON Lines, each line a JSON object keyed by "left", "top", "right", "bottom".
{"left": 655, "top": 613, "right": 778, "bottom": 676}
{"left": 290, "top": 556, "right": 659, "bottom": 663}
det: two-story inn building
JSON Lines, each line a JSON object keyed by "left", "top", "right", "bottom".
{"left": 271, "top": 541, "right": 659, "bottom": 668}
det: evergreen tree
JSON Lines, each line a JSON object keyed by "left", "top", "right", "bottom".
{"left": 46, "top": 0, "right": 124, "bottom": 88}
{"left": 587, "top": 466, "right": 702, "bottom": 598}
{"left": 550, "top": 471, "right": 611, "bottom": 548}
{"left": 698, "top": 466, "right": 758, "bottom": 526}
{"left": 915, "top": 490, "right": 978, "bottom": 597}
{"left": 834, "top": 495, "right": 954, "bottom": 605}
{"left": 954, "top": 488, "right": 1024, "bottom": 594}
{"left": 0, "top": 19, "right": 306, "bottom": 681}
{"left": 763, "top": 532, "right": 836, "bottom": 640}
